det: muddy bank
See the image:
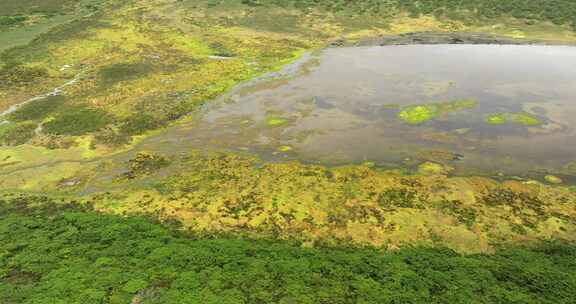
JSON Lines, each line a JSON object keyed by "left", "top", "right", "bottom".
{"left": 334, "top": 31, "right": 576, "bottom": 47}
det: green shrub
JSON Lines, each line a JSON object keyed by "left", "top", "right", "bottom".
{"left": 0, "top": 65, "right": 48, "bottom": 87}
{"left": 92, "top": 126, "right": 131, "bottom": 147}
{"left": 123, "top": 152, "right": 171, "bottom": 179}
{"left": 120, "top": 113, "right": 165, "bottom": 136}
{"left": 209, "top": 42, "right": 236, "bottom": 57}
{"left": 0, "top": 15, "right": 27, "bottom": 27}
{"left": 0, "top": 122, "right": 36, "bottom": 145}
{"left": 8, "top": 95, "right": 66, "bottom": 122}
{"left": 97, "top": 62, "right": 154, "bottom": 86}
{"left": 42, "top": 107, "right": 114, "bottom": 135}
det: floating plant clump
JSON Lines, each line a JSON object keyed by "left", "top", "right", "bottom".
{"left": 484, "top": 112, "right": 541, "bottom": 126}
{"left": 398, "top": 99, "right": 477, "bottom": 124}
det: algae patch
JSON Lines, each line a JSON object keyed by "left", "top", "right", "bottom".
{"left": 398, "top": 105, "right": 438, "bottom": 124}
{"left": 265, "top": 116, "right": 290, "bottom": 127}
{"left": 485, "top": 112, "right": 541, "bottom": 126}
{"left": 544, "top": 175, "right": 563, "bottom": 184}
{"left": 277, "top": 145, "right": 293, "bottom": 152}
{"left": 398, "top": 99, "right": 477, "bottom": 124}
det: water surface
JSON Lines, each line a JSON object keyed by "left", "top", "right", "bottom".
{"left": 139, "top": 44, "right": 576, "bottom": 178}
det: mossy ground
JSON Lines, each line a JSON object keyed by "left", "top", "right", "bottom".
{"left": 1, "top": 150, "right": 572, "bottom": 254}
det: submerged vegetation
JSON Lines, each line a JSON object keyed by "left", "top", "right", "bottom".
{"left": 265, "top": 116, "right": 290, "bottom": 127}
{"left": 484, "top": 112, "right": 541, "bottom": 126}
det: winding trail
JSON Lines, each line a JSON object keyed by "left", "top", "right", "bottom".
{"left": 0, "top": 71, "right": 85, "bottom": 123}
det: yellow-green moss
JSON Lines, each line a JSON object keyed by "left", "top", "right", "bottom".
{"left": 398, "top": 99, "right": 477, "bottom": 124}
{"left": 265, "top": 116, "right": 290, "bottom": 127}
{"left": 485, "top": 112, "right": 541, "bottom": 126}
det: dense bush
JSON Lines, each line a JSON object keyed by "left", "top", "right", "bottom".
{"left": 0, "top": 15, "right": 27, "bottom": 28}
{"left": 0, "top": 199, "right": 575, "bottom": 304}
{"left": 92, "top": 126, "right": 131, "bottom": 147}
{"left": 0, "top": 122, "right": 36, "bottom": 146}
{"left": 8, "top": 95, "right": 66, "bottom": 122}
{"left": 97, "top": 62, "right": 154, "bottom": 86}
{"left": 42, "top": 107, "right": 114, "bottom": 136}
{"left": 123, "top": 152, "right": 171, "bottom": 179}
{"left": 120, "top": 113, "right": 165, "bottom": 136}
{"left": 239, "top": 0, "right": 576, "bottom": 29}
{"left": 0, "top": 65, "right": 48, "bottom": 88}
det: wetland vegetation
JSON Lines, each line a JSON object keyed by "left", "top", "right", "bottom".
{"left": 1, "top": 0, "right": 576, "bottom": 302}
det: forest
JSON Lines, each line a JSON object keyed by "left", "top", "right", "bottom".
{"left": 240, "top": 0, "right": 576, "bottom": 29}
{"left": 1, "top": 199, "right": 575, "bottom": 304}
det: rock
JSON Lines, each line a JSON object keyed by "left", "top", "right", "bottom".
{"left": 544, "top": 175, "right": 563, "bottom": 184}
{"left": 417, "top": 161, "right": 452, "bottom": 175}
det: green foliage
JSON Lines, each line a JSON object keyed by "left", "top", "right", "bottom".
{"left": 0, "top": 200, "right": 575, "bottom": 304}
{"left": 0, "top": 0, "right": 79, "bottom": 15}
{"left": 120, "top": 113, "right": 165, "bottom": 136}
{"left": 235, "top": 0, "right": 576, "bottom": 29}
{"left": 8, "top": 95, "right": 66, "bottom": 122}
{"left": 0, "top": 122, "right": 36, "bottom": 146}
{"left": 0, "top": 65, "right": 48, "bottom": 88}
{"left": 378, "top": 188, "right": 427, "bottom": 209}
{"left": 209, "top": 42, "right": 236, "bottom": 58}
{"left": 436, "top": 200, "right": 477, "bottom": 228}
{"left": 97, "top": 62, "right": 154, "bottom": 86}
{"left": 0, "top": 15, "right": 27, "bottom": 28}
{"left": 92, "top": 126, "right": 131, "bottom": 147}
{"left": 123, "top": 152, "right": 171, "bottom": 179}
{"left": 42, "top": 107, "right": 114, "bottom": 136}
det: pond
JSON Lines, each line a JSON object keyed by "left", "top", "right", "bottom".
{"left": 138, "top": 44, "right": 576, "bottom": 179}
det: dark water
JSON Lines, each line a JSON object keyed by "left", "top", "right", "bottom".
{"left": 137, "top": 45, "right": 576, "bottom": 178}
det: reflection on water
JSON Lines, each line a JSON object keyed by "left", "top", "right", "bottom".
{"left": 139, "top": 45, "right": 576, "bottom": 178}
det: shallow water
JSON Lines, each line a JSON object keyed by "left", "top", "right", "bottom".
{"left": 138, "top": 45, "right": 576, "bottom": 178}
